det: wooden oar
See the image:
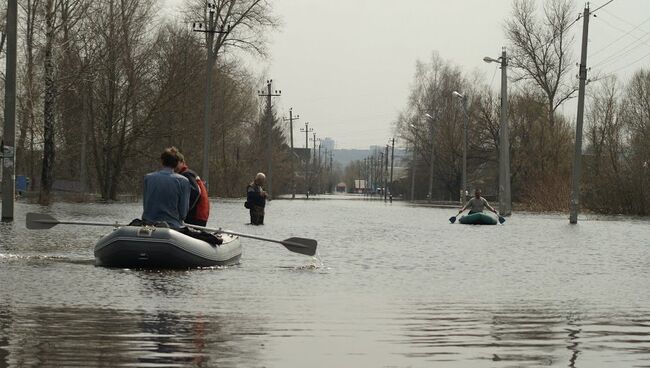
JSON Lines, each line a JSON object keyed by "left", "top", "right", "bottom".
{"left": 186, "top": 224, "right": 317, "bottom": 257}
{"left": 26, "top": 212, "right": 125, "bottom": 229}
{"left": 26, "top": 212, "right": 318, "bottom": 256}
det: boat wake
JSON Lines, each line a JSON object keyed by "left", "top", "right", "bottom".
{"left": 0, "top": 253, "right": 94, "bottom": 266}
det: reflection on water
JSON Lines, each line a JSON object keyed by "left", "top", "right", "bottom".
{"left": 1, "top": 199, "right": 649, "bottom": 367}
{"left": 394, "top": 303, "right": 650, "bottom": 367}
{"left": 0, "top": 304, "right": 263, "bottom": 368}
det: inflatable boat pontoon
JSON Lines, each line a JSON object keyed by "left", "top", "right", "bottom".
{"left": 94, "top": 226, "right": 242, "bottom": 268}
{"left": 458, "top": 212, "right": 498, "bottom": 225}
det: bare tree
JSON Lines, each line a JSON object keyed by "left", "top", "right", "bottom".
{"left": 83, "top": 0, "right": 158, "bottom": 200}
{"left": 39, "top": 0, "right": 89, "bottom": 204}
{"left": 505, "top": 0, "right": 577, "bottom": 170}
{"left": 395, "top": 52, "right": 479, "bottom": 200}
{"left": 16, "top": 0, "right": 42, "bottom": 189}
{"left": 187, "top": 0, "right": 279, "bottom": 58}
{"left": 0, "top": 4, "right": 6, "bottom": 56}
{"left": 620, "top": 70, "right": 650, "bottom": 214}
{"left": 583, "top": 78, "right": 623, "bottom": 211}
{"left": 186, "top": 0, "right": 279, "bottom": 188}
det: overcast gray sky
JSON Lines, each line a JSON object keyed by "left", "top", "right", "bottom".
{"left": 166, "top": 0, "right": 650, "bottom": 149}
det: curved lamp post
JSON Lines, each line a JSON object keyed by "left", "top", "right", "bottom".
{"left": 452, "top": 91, "right": 469, "bottom": 204}
{"left": 483, "top": 48, "right": 511, "bottom": 216}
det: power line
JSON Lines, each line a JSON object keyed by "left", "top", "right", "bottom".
{"left": 546, "top": 0, "right": 614, "bottom": 46}
{"left": 590, "top": 8, "right": 650, "bottom": 68}
{"left": 592, "top": 0, "right": 615, "bottom": 13}
{"left": 590, "top": 16, "right": 650, "bottom": 58}
{"left": 601, "top": 7, "right": 648, "bottom": 29}
{"left": 584, "top": 1, "right": 650, "bottom": 70}
{"left": 591, "top": 29, "right": 650, "bottom": 68}
{"left": 489, "top": 63, "right": 499, "bottom": 90}
{"left": 597, "top": 49, "right": 650, "bottom": 80}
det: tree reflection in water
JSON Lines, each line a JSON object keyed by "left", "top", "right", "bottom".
{"left": 395, "top": 303, "right": 650, "bottom": 367}
{"left": 0, "top": 301, "right": 263, "bottom": 367}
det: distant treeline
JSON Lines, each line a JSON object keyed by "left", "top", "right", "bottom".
{"left": 342, "top": 0, "right": 649, "bottom": 216}
{"left": 0, "top": 0, "right": 337, "bottom": 203}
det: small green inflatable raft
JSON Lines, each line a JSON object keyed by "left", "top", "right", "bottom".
{"left": 459, "top": 212, "right": 498, "bottom": 225}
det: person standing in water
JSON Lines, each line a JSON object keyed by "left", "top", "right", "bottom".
{"left": 246, "top": 173, "right": 267, "bottom": 225}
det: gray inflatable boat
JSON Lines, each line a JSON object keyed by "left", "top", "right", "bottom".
{"left": 94, "top": 226, "right": 242, "bottom": 269}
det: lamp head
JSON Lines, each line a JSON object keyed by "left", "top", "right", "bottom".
{"left": 424, "top": 113, "right": 434, "bottom": 120}
{"left": 483, "top": 56, "right": 499, "bottom": 63}
{"left": 452, "top": 91, "right": 464, "bottom": 99}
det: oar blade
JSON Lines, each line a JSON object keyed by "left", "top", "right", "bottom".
{"left": 26, "top": 213, "right": 58, "bottom": 230}
{"left": 449, "top": 216, "right": 457, "bottom": 224}
{"left": 281, "top": 237, "right": 318, "bottom": 256}
{"left": 498, "top": 216, "right": 506, "bottom": 224}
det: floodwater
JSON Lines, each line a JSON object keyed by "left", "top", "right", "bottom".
{"left": 0, "top": 196, "right": 649, "bottom": 367}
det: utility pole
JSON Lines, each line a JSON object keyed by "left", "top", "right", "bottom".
{"left": 384, "top": 145, "right": 389, "bottom": 202}
{"left": 310, "top": 132, "right": 319, "bottom": 196}
{"left": 258, "top": 80, "right": 281, "bottom": 200}
{"left": 317, "top": 142, "right": 322, "bottom": 194}
{"left": 365, "top": 157, "right": 370, "bottom": 195}
{"left": 2, "top": 0, "right": 17, "bottom": 221}
{"left": 462, "top": 97, "right": 468, "bottom": 204}
{"left": 570, "top": 5, "right": 591, "bottom": 224}
{"left": 329, "top": 151, "right": 333, "bottom": 193}
{"left": 410, "top": 144, "right": 416, "bottom": 202}
{"left": 369, "top": 156, "right": 374, "bottom": 196}
{"left": 193, "top": 1, "right": 229, "bottom": 192}
{"left": 453, "top": 91, "right": 469, "bottom": 204}
{"left": 369, "top": 155, "right": 374, "bottom": 196}
{"left": 378, "top": 152, "right": 383, "bottom": 197}
{"left": 284, "top": 108, "right": 299, "bottom": 199}
{"left": 389, "top": 138, "right": 395, "bottom": 202}
{"left": 362, "top": 157, "right": 370, "bottom": 197}
{"left": 374, "top": 154, "right": 379, "bottom": 195}
{"left": 484, "top": 49, "right": 512, "bottom": 215}
{"left": 498, "top": 48, "right": 512, "bottom": 216}
{"left": 300, "top": 122, "right": 313, "bottom": 198}
{"left": 366, "top": 156, "right": 372, "bottom": 197}
{"left": 425, "top": 114, "right": 435, "bottom": 203}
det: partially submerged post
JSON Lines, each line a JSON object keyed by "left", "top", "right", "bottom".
{"left": 2, "top": 0, "right": 18, "bottom": 221}
{"left": 570, "top": 5, "right": 591, "bottom": 224}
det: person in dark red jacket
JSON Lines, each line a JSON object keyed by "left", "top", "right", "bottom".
{"left": 175, "top": 153, "right": 210, "bottom": 226}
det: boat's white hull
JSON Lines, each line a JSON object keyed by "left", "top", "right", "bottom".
{"left": 94, "top": 226, "right": 241, "bottom": 268}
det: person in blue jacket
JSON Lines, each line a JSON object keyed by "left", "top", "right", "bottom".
{"left": 142, "top": 147, "right": 190, "bottom": 228}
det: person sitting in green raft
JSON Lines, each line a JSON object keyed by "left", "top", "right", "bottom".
{"left": 449, "top": 188, "right": 506, "bottom": 224}
{"left": 457, "top": 188, "right": 498, "bottom": 216}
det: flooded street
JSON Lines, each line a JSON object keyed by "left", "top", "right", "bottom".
{"left": 1, "top": 196, "right": 649, "bottom": 367}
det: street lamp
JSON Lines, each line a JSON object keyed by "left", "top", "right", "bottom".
{"left": 408, "top": 123, "right": 418, "bottom": 202}
{"left": 483, "top": 47, "right": 511, "bottom": 216}
{"left": 424, "top": 113, "right": 435, "bottom": 203}
{"left": 452, "top": 91, "right": 469, "bottom": 204}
